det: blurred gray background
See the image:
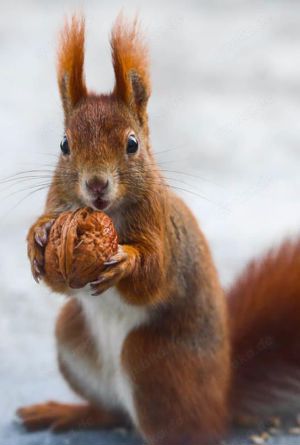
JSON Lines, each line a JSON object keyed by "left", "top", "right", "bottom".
{"left": 1, "top": 0, "right": 300, "bottom": 444}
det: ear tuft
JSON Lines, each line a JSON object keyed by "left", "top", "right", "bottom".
{"left": 57, "top": 15, "right": 87, "bottom": 123}
{"left": 111, "top": 15, "right": 151, "bottom": 125}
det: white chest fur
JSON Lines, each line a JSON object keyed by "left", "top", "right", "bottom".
{"left": 60, "top": 287, "right": 148, "bottom": 424}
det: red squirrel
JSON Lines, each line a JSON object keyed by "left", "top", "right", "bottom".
{"left": 17, "top": 15, "right": 300, "bottom": 445}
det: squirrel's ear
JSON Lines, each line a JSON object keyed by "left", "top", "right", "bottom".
{"left": 57, "top": 16, "right": 87, "bottom": 124}
{"left": 111, "top": 15, "right": 151, "bottom": 126}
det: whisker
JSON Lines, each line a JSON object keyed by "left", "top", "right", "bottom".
{"left": 0, "top": 167, "right": 77, "bottom": 186}
{"left": 16, "top": 161, "right": 70, "bottom": 170}
{"left": 0, "top": 169, "right": 57, "bottom": 182}
{"left": 159, "top": 169, "right": 221, "bottom": 187}
{"left": 120, "top": 164, "right": 221, "bottom": 192}
{"left": 0, "top": 175, "right": 56, "bottom": 187}
{"left": 118, "top": 176, "right": 228, "bottom": 210}
{"left": 0, "top": 185, "right": 52, "bottom": 226}
{"left": 167, "top": 184, "right": 228, "bottom": 209}
{"left": 0, "top": 178, "right": 54, "bottom": 194}
{"left": 143, "top": 161, "right": 222, "bottom": 188}
{"left": 0, "top": 183, "right": 54, "bottom": 201}
{"left": 0, "top": 176, "right": 75, "bottom": 201}
{"left": 154, "top": 146, "right": 183, "bottom": 157}
{"left": 36, "top": 152, "right": 59, "bottom": 158}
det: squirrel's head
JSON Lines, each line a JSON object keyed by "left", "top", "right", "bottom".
{"left": 55, "top": 15, "right": 155, "bottom": 214}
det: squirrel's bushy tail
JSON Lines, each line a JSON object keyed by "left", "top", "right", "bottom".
{"left": 227, "top": 238, "right": 300, "bottom": 419}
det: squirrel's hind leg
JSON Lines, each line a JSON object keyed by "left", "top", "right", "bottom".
{"left": 17, "top": 299, "right": 131, "bottom": 433}
{"left": 123, "top": 324, "right": 230, "bottom": 445}
{"left": 16, "top": 401, "right": 127, "bottom": 432}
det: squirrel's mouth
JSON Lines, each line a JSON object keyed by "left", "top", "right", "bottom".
{"left": 91, "top": 197, "right": 110, "bottom": 211}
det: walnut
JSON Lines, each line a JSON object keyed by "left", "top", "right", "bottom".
{"left": 44, "top": 207, "right": 118, "bottom": 289}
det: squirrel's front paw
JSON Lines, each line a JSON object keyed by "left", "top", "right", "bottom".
{"left": 90, "top": 245, "right": 136, "bottom": 295}
{"left": 27, "top": 216, "right": 55, "bottom": 282}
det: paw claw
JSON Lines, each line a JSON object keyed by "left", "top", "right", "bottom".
{"left": 44, "top": 220, "right": 55, "bottom": 231}
{"left": 28, "top": 217, "right": 55, "bottom": 284}
{"left": 35, "top": 234, "right": 45, "bottom": 248}
{"left": 33, "top": 259, "right": 43, "bottom": 282}
{"left": 88, "top": 245, "right": 133, "bottom": 295}
{"left": 103, "top": 259, "right": 119, "bottom": 267}
{"left": 90, "top": 277, "right": 106, "bottom": 287}
{"left": 34, "top": 220, "right": 54, "bottom": 247}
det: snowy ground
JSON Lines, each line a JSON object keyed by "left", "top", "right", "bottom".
{"left": 1, "top": 0, "right": 300, "bottom": 444}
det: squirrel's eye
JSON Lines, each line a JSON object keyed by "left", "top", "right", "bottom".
{"left": 60, "top": 135, "right": 70, "bottom": 156}
{"left": 126, "top": 134, "right": 139, "bottom": 154}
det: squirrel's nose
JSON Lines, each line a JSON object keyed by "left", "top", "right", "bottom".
{"left": 85, "top": 176, "right": 109, "bottom": 196}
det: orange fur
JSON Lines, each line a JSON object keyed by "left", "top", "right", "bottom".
{"left": 57, "top": 16, "right": 87, "bottom": 121}
{"left": 17, "top": 401, "right": 127, "bottom": 432}
{"left": 228, "top": 239, "right": 300, "bottom": 419}
{"left": 21, "top": 15, "right": 230, "bottom": 444}
{"left": 18, "top": 13, "right": 300, "bottom": 445}
{"left": 111, "top": 14, "right": 151, "bottom": 124}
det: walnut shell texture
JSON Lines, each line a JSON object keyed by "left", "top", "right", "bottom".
{"left": 44, "top": 208, "right": 118, "bottom": 289}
